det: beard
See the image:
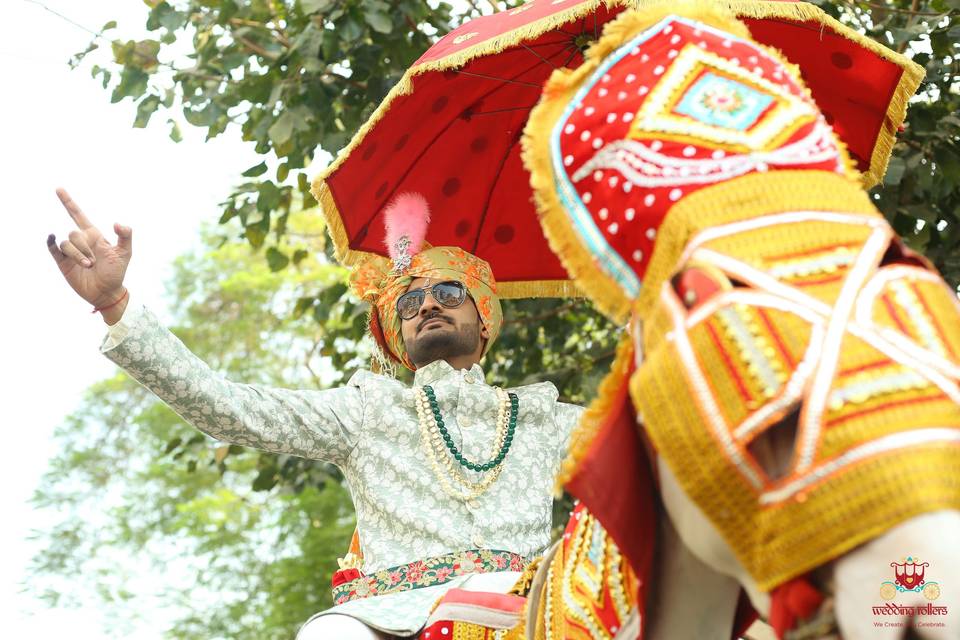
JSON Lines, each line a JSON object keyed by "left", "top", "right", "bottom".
{"left": 407, "top": 315, "right": 482, "bottom": 367}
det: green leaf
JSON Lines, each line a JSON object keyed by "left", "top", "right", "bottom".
{"left": 110, "top": 67, "right": 149, "bottom": 103}
{"left": 242, "top": 162, "right": 269, "bottom": 177}
{"left": 245, "top": 223, "right": 267, "bottom": 248}
{"left": 266, "top": 247, "right": 290, "bottom": 271}
{"left": 365, "top": 11, "right": 393, "bottom": 34}
{"left": 292, "top": 249, "right": 310, "bottom": 265}
{"left": 293, "top": 296, "right": 316, "bottom": 318}
{"left": 219, "top": 205, "right": 237, "bottom": 224}
{"left": 268, "top": 112, "right": 295, "bottom": 146}
{"left": 339, "top": 17, "right": 364, "bottom": 41}
{"left": 164, "top": 437, "right": 182, "bottom": 455}
{"left": 167, "top": 118, "right": 182, "bottom": 142}
{"left": 133, "top": 94, "right": 161, "bottom": 128}
{"left": 101, "top": 20, "right": 117, "bottom": 32}
{"left": 301, "top": 0, "right": 335, "bottom": 13}
{"left": 256, "top": 181, "right": 282, "bottom": 213}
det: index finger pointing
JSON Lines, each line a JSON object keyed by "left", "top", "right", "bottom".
{"left": 56, "top": 188, "right": 94, "bottom": 230}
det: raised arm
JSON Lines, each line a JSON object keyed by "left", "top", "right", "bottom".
{"left": 48, "top": 189, "right": 363, "bottom": 465}
{"left": 100, "top": 303, "right": 363, "bottom": 465}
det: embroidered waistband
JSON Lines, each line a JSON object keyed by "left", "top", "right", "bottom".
{"left": 331, "top": 549, "right": 528, "bottom": 605}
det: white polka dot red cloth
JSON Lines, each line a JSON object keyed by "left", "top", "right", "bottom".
{"left": 544, "top": 13, "right": 849, "bottom": 299}
{"left": 312, "top": 0, "right": 920, "bottom": 301}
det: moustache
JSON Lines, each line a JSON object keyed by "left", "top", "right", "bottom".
{"left": 418, "top": 313, "right": 452, "bottom": 332}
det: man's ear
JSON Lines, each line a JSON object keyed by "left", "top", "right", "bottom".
{"left": 480, "top": 322, "right": 490, "bottom": 340}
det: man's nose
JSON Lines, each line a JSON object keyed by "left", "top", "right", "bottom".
{"left": 418, "top": 293, "right": 443, "bottom": 315}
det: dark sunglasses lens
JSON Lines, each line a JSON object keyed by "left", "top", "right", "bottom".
{"left": 433, "top": 282, "right": 466, "bottom": 307}
{"left": 397, "top": 291, "right": 423, "bottom": 320}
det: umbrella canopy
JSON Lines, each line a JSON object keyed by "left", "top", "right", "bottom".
{"left": 312, "top": 0, "right": 922, "bottom": 298}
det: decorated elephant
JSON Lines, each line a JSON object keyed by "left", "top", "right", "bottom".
{"left": 516, "top": 2, "right": 960, "bottom": 638}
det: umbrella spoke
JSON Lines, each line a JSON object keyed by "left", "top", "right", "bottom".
{"left": 560, "top": 44, "right": 580, "bottom": 69}
{"left": 521, "top": 42, "right": 559, "bottom": 70}
{"left": 522, "top": 39, "right": 577, "bottom": 48}
{"left": 470, "top": 105, "right": 536, "bottom": 116}
{"left": 452, "top": 69, "right": 543, "bottom": 88}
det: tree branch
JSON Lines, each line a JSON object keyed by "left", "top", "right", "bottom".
{"left": 844, "top": 0, "right": 946, "bottom": 17}
{"left": 229, "top": 18, "right": 291, "bottom": 48}
{"left": 234, "top": 34, "right": 280, "bottom": 61}
{"left": 898, "top": 0, "right": 922, "bottom": 53}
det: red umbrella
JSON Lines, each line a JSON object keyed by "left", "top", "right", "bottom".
{"left": 312, "top": 0, "right": 922, "bottom": 298}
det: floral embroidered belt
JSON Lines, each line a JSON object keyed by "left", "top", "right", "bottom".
{"left": 331, "top": 549, "right": 528, "bottom": 605}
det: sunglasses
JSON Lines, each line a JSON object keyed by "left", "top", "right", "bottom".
{"left": 396, "top": 280, "right": 468, "bottom": 321}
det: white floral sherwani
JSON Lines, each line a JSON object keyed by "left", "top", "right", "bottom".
{"left": 100, "top": 300, "right": 583, "bottom": 635}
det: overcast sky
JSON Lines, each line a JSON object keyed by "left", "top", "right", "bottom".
{"left": 2, "top": 2, "right": 261, "bottom": 635}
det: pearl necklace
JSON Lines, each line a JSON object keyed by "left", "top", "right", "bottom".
{"left": 414, "top": 386, "right": 517, "bottom": 501}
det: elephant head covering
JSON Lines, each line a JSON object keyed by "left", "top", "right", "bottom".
{"left": 350, "top": 193, "right": 502, "bottom": 371}
{"left": 523, "top": 0, "right": 960, "bottom": 604}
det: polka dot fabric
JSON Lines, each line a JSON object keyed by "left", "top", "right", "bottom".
{"left": 313, "top": 0, "right": 920, "bottom": 301}
{"left": 550, "top": 14, "right": 852, "bottom": 293}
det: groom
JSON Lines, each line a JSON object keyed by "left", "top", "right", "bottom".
{"left": 47, "top": 189, "right": 583, "bottom": 639}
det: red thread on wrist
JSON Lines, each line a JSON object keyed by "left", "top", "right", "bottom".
{"left": 92, "top": 288, "right": 129, "bottom": 314}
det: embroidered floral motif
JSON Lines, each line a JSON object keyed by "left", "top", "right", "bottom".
{"left": 331, "top": 549, "right": 528, "bottom": 604}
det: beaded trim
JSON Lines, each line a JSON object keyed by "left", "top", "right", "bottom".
{"left": 331, "top": 549, "right": 527, "bottom": 605}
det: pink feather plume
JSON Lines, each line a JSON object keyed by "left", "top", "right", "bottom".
{"left": 383, "top": 192, "right": 431, "bottom": 261}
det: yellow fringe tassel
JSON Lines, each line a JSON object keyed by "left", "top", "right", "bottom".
{"left": 313, "top": 0, "right": 920, "bottom": 294}
{"left": 721, "top": 0, "right": 924, "bottom": 188}
{"left": 523, "top": 1, "right": 753, "bottom": 324}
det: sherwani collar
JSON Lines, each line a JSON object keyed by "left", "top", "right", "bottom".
{"left": 413, "top": 359, "right": 486, "bottom": 387}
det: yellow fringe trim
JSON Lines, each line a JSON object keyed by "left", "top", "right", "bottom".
{"left": 555, "top": 331, "right": 634, "bottom": 491}
{"left": 636, "top": 170, "right": 879, "bottom": 320}
{"left": 523, "top": 1, "right": 752, "bottom": 324}
{"left": 316, "top": 180, "right": 581, "bottom": 299}
{"left": 497, "top": 279, "right": 582, "bottom": 299}
{"left": 722, "top": 0, "right": 924, "bottom": 188}
{"left": 310, "top": 0, "right": 630, "bottom": 203}
{"left": 314, "top": 180, "right": 376, "bottom": 268}
{"left": 313, "top": 0, "right": 919, "bottom": 297}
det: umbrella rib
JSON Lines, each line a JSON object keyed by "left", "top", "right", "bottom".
{"left": 471, "top": 105, "right": 537, "bottom": 115}
{"left": 559, "top": 44, "right": 580, "bottom": 69}
{"left": 471, "top": 131, "right": 520, "bottom": 255}
{"left": 520, "top": 42, "right": 559, "bottom": 69}
{"left": 524, "top": 39, "right": 577, "bottom": 47}
{"left": 452, "top": 69, "right": 543, "bottom": 88}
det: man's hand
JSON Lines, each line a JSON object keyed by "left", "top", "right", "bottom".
{"left": 47, "top": 188, "right": 133, "bottom": 319}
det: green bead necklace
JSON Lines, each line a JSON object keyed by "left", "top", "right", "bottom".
{"left": 422, "top": 385, "right": 518, "bottom": 472}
